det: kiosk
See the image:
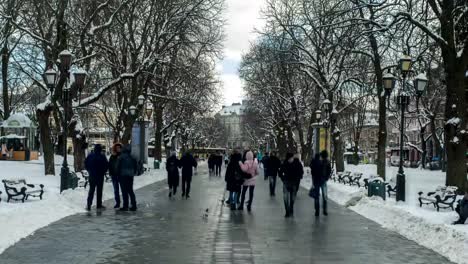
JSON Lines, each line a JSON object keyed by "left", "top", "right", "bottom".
{"left": 0, "top": 113, "right": 39, "bottom": 161}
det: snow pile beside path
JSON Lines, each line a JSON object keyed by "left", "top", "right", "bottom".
{"left": 300, "top": 167, "right": 468, "bottom": 264}
{"left": 0, "top": 158, "right": 167, "bottom": 254}
{"left": 350, "top": 195, "right": 468, "bottom": 264}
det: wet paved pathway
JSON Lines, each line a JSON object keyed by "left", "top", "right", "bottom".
{"left": 1, "top": 166, "right": 453, "bottom": 264}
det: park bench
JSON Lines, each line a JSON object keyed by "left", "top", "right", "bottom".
{"left": 78, "top": 171, "right": 89, "bottom": 188}
{"left": 418, "top": 186, "right": 458, "bottom": 211}
{"left": 385, "top": 179, "right": 397, "bottom": 197}
{"left": 330, "top": 168, "right": 337, "bottom": 182}
{"left": 336, "top": 171, "right": 351, "bottom": 183}
{"left": 2, "top": 179, "right": 44, "bottom": 203}
{"left": 344, "top": 172, "right": 363, "bottom": 187}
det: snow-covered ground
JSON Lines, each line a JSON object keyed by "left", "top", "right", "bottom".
{"left": 0, "top": 156, "right": 167, "bottom": 254}
{"left": 302, "top": 164, "right": 468, "bottom": 264}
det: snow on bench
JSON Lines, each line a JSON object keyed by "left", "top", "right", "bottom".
{"left": 418, "top": 186, "right": 458, "bottom": 211}
{"left": 2, "top": 179, "right": 44, "bottom": 203}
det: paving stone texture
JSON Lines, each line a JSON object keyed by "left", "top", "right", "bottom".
{"left": 0, "top": 166, "right": 453, "bottom": 264}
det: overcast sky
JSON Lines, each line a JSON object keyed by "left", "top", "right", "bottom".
{"left": 218, "top": 0, "right": 266, "bottom": 106}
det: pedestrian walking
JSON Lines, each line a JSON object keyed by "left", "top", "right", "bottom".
{"left": 108, "top": 143, "right": 123, "bottom": 208}
{"left": 311, "top": 151, "right": 332, "bottom": 216}
{"left": 238, "top": 150, "right": 259, "bottom": 211}
{"left": 215, "top": 152, "right": 223, "bottom": 176}
{"left": 262, "top": 152, "right": 270, "bottom": 180}
{"left": 166, "top": 151, "right": 180, "bottom": 198}
{"left": 208, "top": 153, "right": 215, "bottom": 175}
{"left": 224, "top": 153, "right": 229, "bottom": 168}
{"left": 117, "top": 145, "right": 138, "bottom": 211}
{"left": 453, "top": 191, "right": 468, "bottom": 225}
{"left": 279, "top": 153, "right": 303, "bottom": 217}
{"left": 293, "top": 153, "right": 303, "bottom": 196}
{"left": 85, "top": 144, "right": 109, "bottom": 211}
{"left": 267, "top": 151, "right": 282, "bottom": 196}
{"left": 225, "top": 151, "right": 243, "bottom": 210}
{"left": 180, "top": 151, "right": 197, "bottom": 198}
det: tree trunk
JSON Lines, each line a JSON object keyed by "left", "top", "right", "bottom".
{"left": 2, "top": 46, "right": 10, "bottom": 120}
{"left": 154, "top": 105, "right": 163, "bottom": 161}
{"left": 37, "top": 108, "right": 55, "bottom": 175}
{"left": 420, "top": 127, "right": 427, "bottom": 169}
{"left": 443, "top": 62, "right": 467, "bottom": 192}
{"left": 72, "top": 136, "right": 86, "bottom": 172}
{"left": 333, "top": 131, "right": 345, "bottom": 172}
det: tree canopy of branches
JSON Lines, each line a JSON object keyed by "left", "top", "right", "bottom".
{"left": 241, "top": 0, "right": 467, "bottom": 191}
{"left": 0, "top": 0, "right": 224, "bottom": 175}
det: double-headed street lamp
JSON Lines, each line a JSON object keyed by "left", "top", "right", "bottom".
{"left": 44, "top": 50, "right": 87, "bottom": 192}
{"left": 382, "top": 54, "right": 428, "bottom": 202}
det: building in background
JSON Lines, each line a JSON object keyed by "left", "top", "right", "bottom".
{"left": 216, "top": 101, "right": 251, "bottom": 149}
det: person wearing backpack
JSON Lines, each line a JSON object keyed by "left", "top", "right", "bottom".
{"left": 238, "top": 150, "right": 259, "bottom": 211}
{"left": 166, "top": 151, "right": 180, "bottom": 198}
{"left": 225, "top": 151, "right": 243, "bottom": 210}
{"left": 117, "top": 145, "right": 138, "bottom": 211}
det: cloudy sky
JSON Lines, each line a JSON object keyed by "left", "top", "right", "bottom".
{"left": 218, "top": 0, "right": 266, "bottom": 106}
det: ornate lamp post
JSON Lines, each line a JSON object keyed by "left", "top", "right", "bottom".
{"left": 44, "top": 50, "right": 87, "bottom": 192}
{"left": 389, "top": 55, "right": 428, "bottom": 202}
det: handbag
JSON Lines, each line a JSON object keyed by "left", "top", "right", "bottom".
{"left": 242, "top": 163, "right": 253, "bottom": 179}
{"left": 309, "top": 186, "right": 319, "bottom": 199}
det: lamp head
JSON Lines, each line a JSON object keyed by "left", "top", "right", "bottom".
{"left": 399, "top": 54, "right": 412, "bottom": 74}
{"left": 58, "top": 50, "right": 72, "bottom": 70}
{"left": 44, "top": 68, "right": 58, "bottom": 88}
{"left": 129, "top": 105, "right": 137, "bottom": 116}
{"left": 414, "top": 72, "right": 428, "bottom": 97}
{"left": 73, "top": 68, "right": 87, "bottom": 90}
{"left": 138, "top": 95, "right": 145, "bottom": 106}
{"left": 382, "top": 71, "right": 396, "bottom": 96}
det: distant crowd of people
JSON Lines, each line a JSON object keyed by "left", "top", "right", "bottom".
{"left": 207, "top": 153, "right": 224, "bottom": 176}
{"left": 223, "top": 149, "right": 331, "bottom": 217}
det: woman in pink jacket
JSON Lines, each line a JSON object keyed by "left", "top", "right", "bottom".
{"left": 238, "top": 150, "right": 259, "bottom": 211}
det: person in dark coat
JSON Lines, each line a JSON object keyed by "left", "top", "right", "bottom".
{"left": 225, "top": 151, "right": 243, "bottom": 210}
{"left": 117, "top": 145, "right": 138, "bottom": 211}
{"left": 312, "top": 150, "right": 332, "bottom": 216}
{"left": 108, "top": 143, "right": 123, "bottom": 208}
{"left": 279, "top": 152, "right": 303, "bottom": 217}
{"left": 215, "top": 153, "right": 223, "bottom": 176}
{"left": 454, "top": 191, "right": 468, "bottom": 225}
{"left": 180, "top": 152, "right": 197, "bottom": 198}
{"left": 166, "top": 151, "right": 180, "bottom": 198}
{"left": 85, "top": 144, "right": 109, "bottom": 211}
{"left": 208, "top": 153, "right": 215, "bottom": 175}
{"left": 293, "top": 153, "right": 303, "bottom": 196}
{"left": 268, "top": 152, "right": 282, "bottom": 196}
{"left": 262, "top": 153, "right": 270, "bottom": 181}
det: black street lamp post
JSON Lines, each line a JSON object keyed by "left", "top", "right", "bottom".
{"left": 382, "top": 55, "right": 428, "bottom": 202}
{"left": 44, "top": 50, "right": 87, "bottom": 192}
